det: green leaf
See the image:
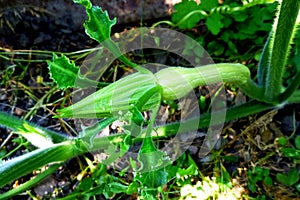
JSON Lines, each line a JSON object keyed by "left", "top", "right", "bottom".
{"left": 207, "top": 41, "right": 224, "bottom": 56}
{"left": 177, "top": 164, "right": 198, "bottom": 177}
{"left": 231, "top": 11, "right": 249, "bottom": 22}
{"left": 182, "top": 37, "right": 205, "bottom": 58}
{"left": 227, "top": 40, "right": 238, "bottom": 55}
{"left": 281, "top": 147, "right": 300, "bottom": 158}
{"left": 0, "top": 149, "right": 6, "bottom": 158}
{"left": 139, "top": 137, "right": 157, "bottom": 154}
{"left": 138, "top": 138, "right": 171, "bottom": 172}
{"left": 138, "top": 136, "right": 172, "bottom": 181}
{"left": 261, "top": 168, "right": 269, "bottom": 177}
{"left": 295, "top": 136, "right": 300, "bottom": 149}
{"left": 263, "top": 176, "right": 273, "bottom": 186}
{"left": 108, "top": 182, "right": 128, "bottom": 193}
{"left": 136, "top": 168, "right": 168, "bottom": 188}
{"left": 252, "top": 6, "right": 274, "bottom": 32}
{"left": 77, "top": 177, "right": 93, "bottom": 191}
{"left": 171, "top": 0, "right": 204, "bottom": 29}
{"left": 276, "top": 168, "right": 299, "bottom": 186}
{"left": 222, "top": 17, "right": 233, "bottom": 28}
{"left": 277, "top": 136, "right": 288, "bottom": 146}
{"left": 74, "top": 0, "right": 116, "bottom": 43}
{"left": 248, "top": 182, "right": 257, "bottom": 193}
{"left": 47, "top": 54, "right": 79, "bottom": 89}
{"left": 127, "top": 181, "right": 139, "bottom": 194}
{"left": 206, "top": 12, "right": 224, "bottom": 35}
{"left": 73, "top": 0, "right": 92, "bottom": 8}
{"left": 141, "top": 190, "right": 157, "bottom": 200}
{"left": 200, "top": 0, "right": 219, "bottom": 12}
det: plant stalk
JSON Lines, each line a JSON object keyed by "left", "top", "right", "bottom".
{"left": 0, "top": 163, "right": 62, "bottom": 199}
{"left": 0, "top": 111, "right": 69, "bottom": 143}
{"left": 265, "top": 0, "right": 300, "bottom": 102}
{"left": 0, "top": 141, "right": 80, "bottom": 188}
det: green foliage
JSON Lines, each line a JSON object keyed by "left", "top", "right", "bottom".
{"left": 276, "top": 135, "right": 300, "bottom": 193}
{"left": 248, "top": 166, "right": 273, "bottom": 193}
{"left": 278, "top": 136, "right": 300, "bottom": 162}
{"left": 135, "top": 168, "right": 168, "bottom": 188}
{"left": 276, "top": 168, "right": 299, "bottom": 187}
{"left": 0, "top": 65, "right": 15, "bottom": 85}
{"left": 281, "top": 146, "right": 300, "bottom": 159}
{"left": 1, "top": 0, "right": 300, "bottom": 199}
{"left": 48, "top": 53, "right": 106, "bottom": 89}
{"left": 275, "top": 135, "right": 300, "bottom": 190}
{"left": 64, "top": 164, "right": 128, "bottom": 199}
{"left": 206, "top": 12, "right": 224, "bottom": 35}
{"left": 170, "top": 0, "right": 277, "bottom": 59}
{"left": 177, "top": 155, "right": 237, "bottom": 199}
{"left": 277, "top": 136, "right": 288, "bottom": 146}
{"left": 172, "top": 0, "right": 206, "bottom": 29}
{"left": 74, "top": 0, "right": 116, "bottom": 44}
{"left": 74, "top": 0, "right": 149, "bottom": 73}
{"left": 48, "top": 54, "right": 80, "bottom": 89}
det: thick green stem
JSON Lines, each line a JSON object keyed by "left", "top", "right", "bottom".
{"left": 0, "top": 134, "right": 125, "bottom": 189}
{"left": 0, "top": 163, "right": 62, "bottom": 199}
{"left": 0, "top": 141, "right": 81, "bottom": 188}
{"left": 0, "top": 111, "right": 69, "bottom": 143}
{"left": 149, "top": 90, "right": 300, "bottom": 140}
{"left": 257, "top": 29, "right": 273, "bottom": 86}
{"left": 265, "top": 0, "right": 300, "bottom": 102}
{"left": 238, "top": 79, "right": 265, "bottom": 102}
{"left": 147, "top": 100, "right": 275, "bottom": 139}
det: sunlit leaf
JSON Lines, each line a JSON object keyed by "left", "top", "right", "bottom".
{"left": 171, "top": 0, "right": 204, "bottom": 29}
{"left": 281, "top": 147, "right": 300, "bottom": 158}
{"left": 47, "top": 54, "right": 79, "bottom": 89}
{"left": 136, "top": 168, "right": 168, "bottom": 188}
{"left": 74, "top": 0, "right": 116, "bottom": 43}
